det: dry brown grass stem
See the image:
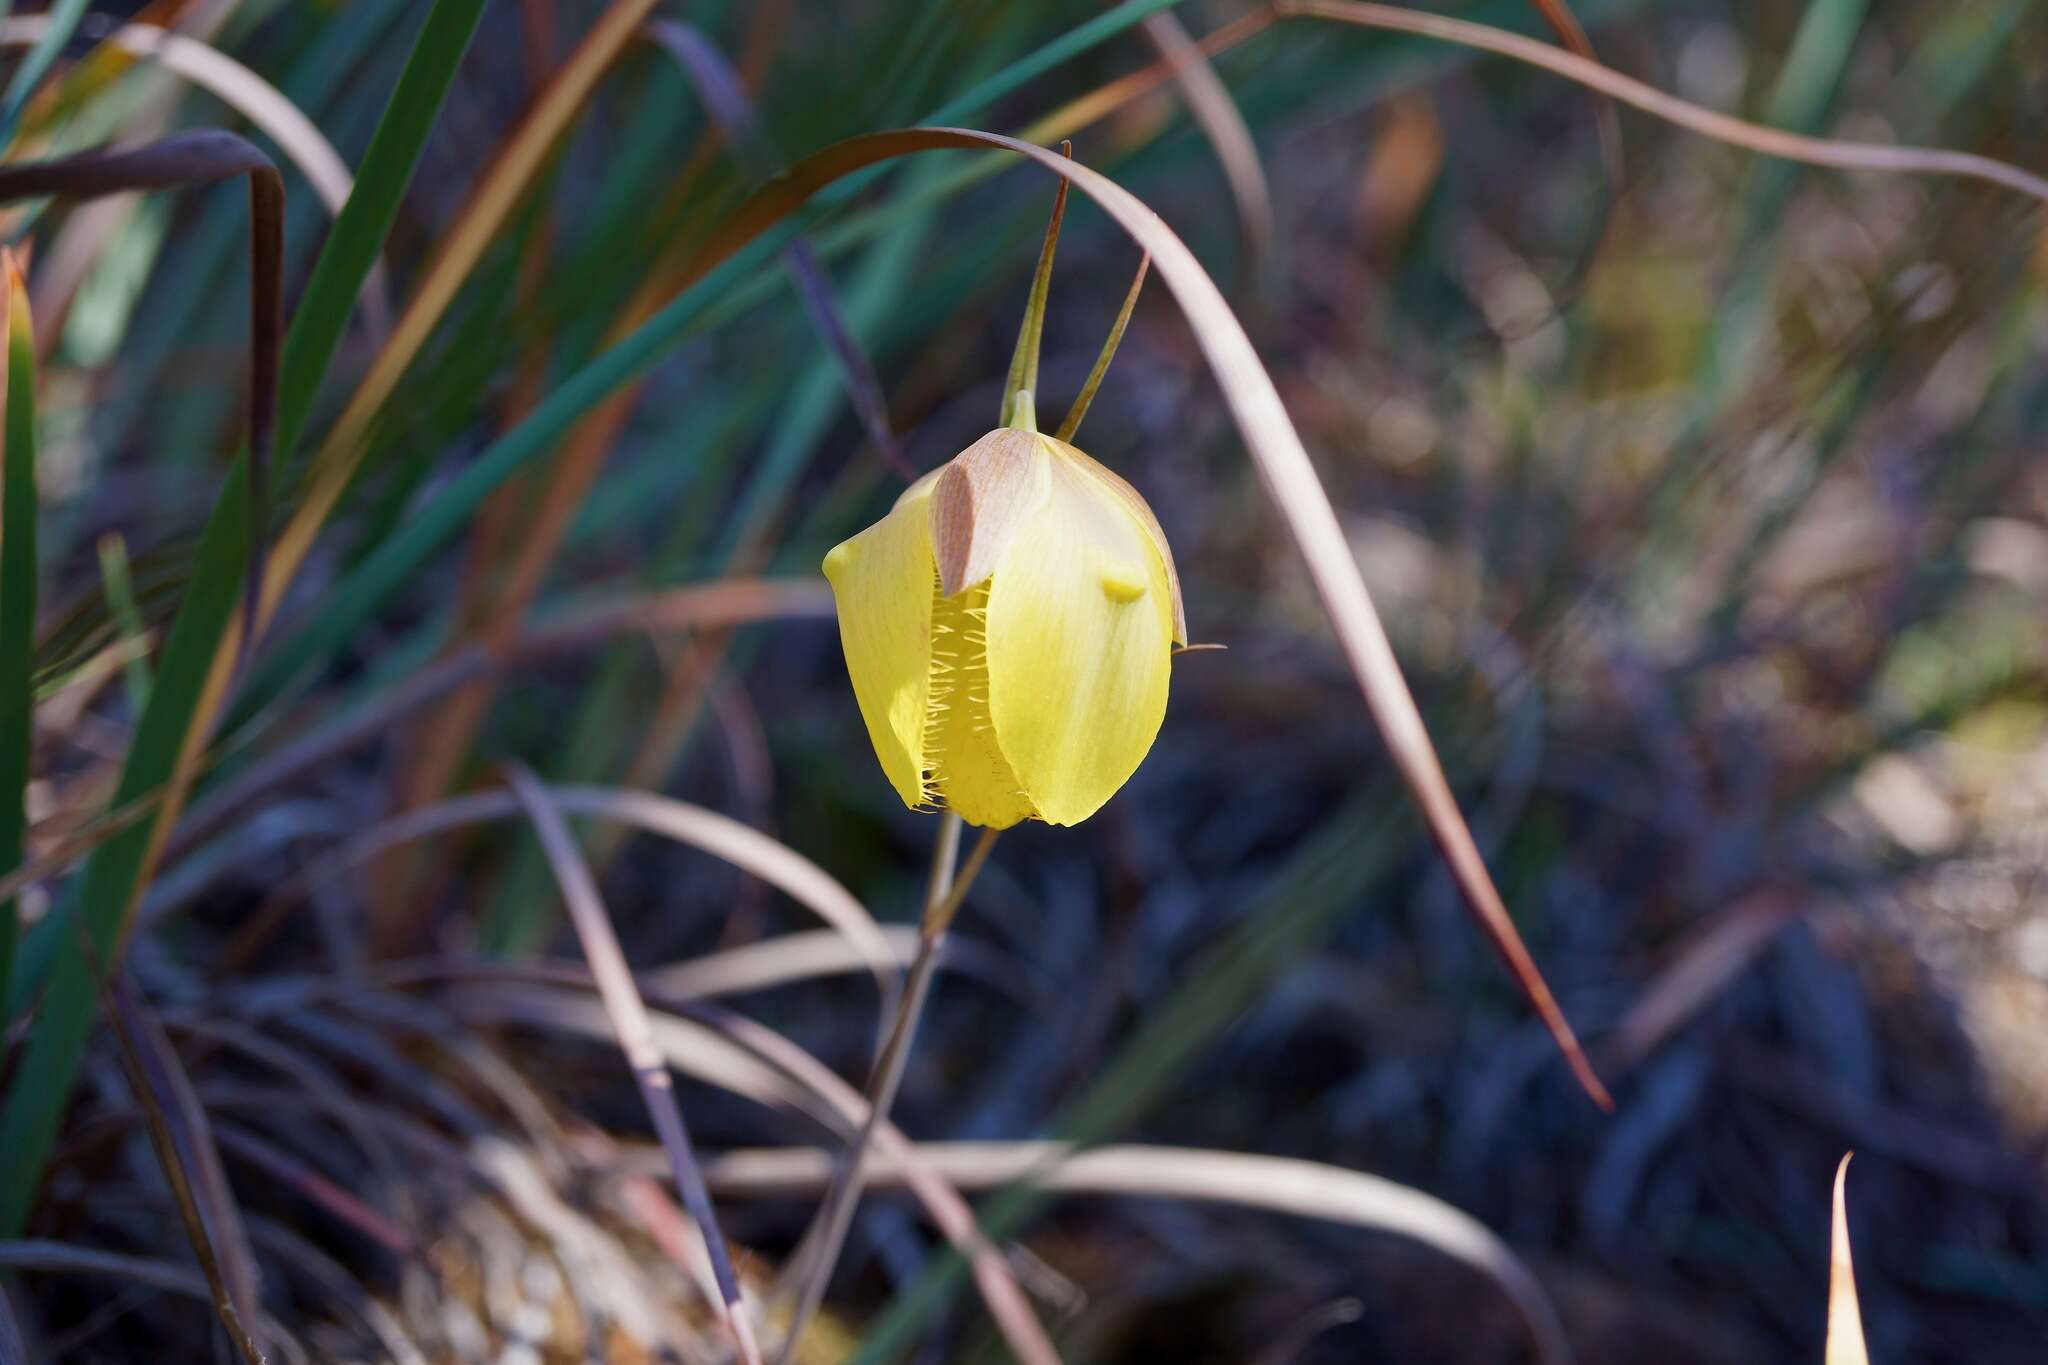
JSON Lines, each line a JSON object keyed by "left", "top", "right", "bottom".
{"left": 1281, "top": 1, "right": 2048, "bottom": 206}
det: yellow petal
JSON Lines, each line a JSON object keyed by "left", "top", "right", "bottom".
{"left": 984, "top": 438, "right": 1175, "bottom": 826}
{"left": 822, "top": 485, "right": 937, "bottom": 810}
{"left": 924, "top": 580, "right": 1035, "bottom": 829}
{"left": 931, "top": 428, "right": 1050, "bottom": 595}
{"left": 1044, "top": 435, "right": 1187, "bottom": 645}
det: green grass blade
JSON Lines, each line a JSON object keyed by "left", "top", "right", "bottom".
{"left": 275, "top": 0, "right": 492, "bottom": 464}
{"left": 0, "top": 0, "right": 490, "bottom": 1239}
{"left": 0, "top": 256, "right": 36, "bottom": 1010}
{"left": 225, "top": 225, "right": 797, "bottom": 731}
{"left": 95, "top": 535, "right": 153, "bottom": 715}
{"left": 0, "top": 0, "right": 87, "bottom": 140}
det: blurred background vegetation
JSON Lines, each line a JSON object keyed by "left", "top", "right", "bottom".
{"left": 2, "top": 0, "right": 2046, "bottom": 1360}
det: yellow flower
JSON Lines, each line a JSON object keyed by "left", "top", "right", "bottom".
{"left": 823, "top": 427, "right": 1186, "bottom": 829}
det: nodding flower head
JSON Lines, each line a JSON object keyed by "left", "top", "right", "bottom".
{"left": 823, "top": 427, "right": 1186, "bottom": 829}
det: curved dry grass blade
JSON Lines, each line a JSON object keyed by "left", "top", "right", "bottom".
{"left": 1142, "top": 11, "right": 1273, "bottom": 284}
{"left": 1605, "top": 892, "right": 1797, "bottom": 1072}
{"left": 695, "top": 127, "right": 1611, "bottom": 1107}
{"left": 710, "top": 1141, "right": 1571, "bottom": 1365}
{"left": 211, "top": 1123, "right": 411, "bottom": 1255}
{"left": 1002, "top": 162, "right": 1068, "bottom": 429}
{"left": 455, "top": 984, "right": 1061, "bottom": 1365}
{"left": 547, "top": 786, "right": 898, "bottom": 1012}
{"left": 501, "top": 764, "right": 762, "bottom": 1365}
{"left": 242, "top": 781, "right": 899, "bottom": 1022}
{"left": 0, "top": 16, "right": 391, "bottom": 336}
{"left": 168, "top": 577, "right": 833, "bottom": 866}
{"left": 1278, "top": 1, "right": 2048, "bottom": 206}
{"left": 1828, "top": 1154, "right": 1870, "bottom": 1365}
{"left": 0, "top": 131, "right": 283, "bottom": 658}
{"left": 650, "top": 926, "right": 917, "bottom": 1000}
{"left": 1054, "top": 252, "right": 1148, "bottom": 443}
{"left": 641, "top": 19, "right": 904, "bottom": 477}
{"left": 0, "top": 252, "right": 35, "bottom": 1008}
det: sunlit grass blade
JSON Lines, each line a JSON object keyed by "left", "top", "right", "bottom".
{"left": 1828, "top": 1154, "right": 1871, "bottom": 1365}
{"left": 1000, "top": 154, "right": 1067, "bottom": 430}
{"left": 0, "top": 0, "right": 488, "bottom": 1238}
{"left": 0, "top": 250, "right": 34, "bottom": 1009}
{"left": 1055, "top": 253, "right": 1148, "bottom": 442}
{"left": 502, "top": 764, "right": 763, "bottom": 1365}
{"left": 712, "top": 1141, "right": 1569, "bottom": 1365}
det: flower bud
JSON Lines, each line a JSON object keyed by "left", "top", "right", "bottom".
{"left": 823, "top": 428, "right": 1185, "bottom": 828}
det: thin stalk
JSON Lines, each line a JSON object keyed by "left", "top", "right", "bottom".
{"left": 1054, "top": 253, "right": 1148, "bottom": 443}
{"left": 771, "top": 817, "right": 1017, "bottom": 1365}
{"left": 1000, "top": 152, "right": 1068, "bottom": 430}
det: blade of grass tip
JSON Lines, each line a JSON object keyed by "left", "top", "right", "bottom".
{"left": 0, "top": 131, "right": 283, "bottom": 658}
{"left": 95, "top": 534, "right": 154, "bottom": 714}
{"left": 641, "top": 20, "right": 906, "bottom": 478}
{"left": 1142, "top": 11, "right": 1273, "bottom": 288}
{"left": 0, "top": 250, "right": 33, "bottom": 1011}
{"left": 1054, "top": 253, "right": 1148, "bottom": 443}
{"left": 1827, "top": 1154, "right": 1870, "bottom": 1365}
{"left": 1274, "top": 1, "right": 2048, "bottom": 205}
{"left": 501, "top": 763, "right": 761, "bottom": 1365}
{"left": 0, "top": 0, "right": 87, "bottom": 139}
{"left": 771, "top": 817, "right": 1001, "bottom": 1365}
{"left": 699, "top": 127, "right": 1611, "bottom": 1108}
{"left": 1001, "top": 155, "right": 1068, "bottom": 431}
{"left": 0, "top": 0, "right": 488, "bottom": 1240}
